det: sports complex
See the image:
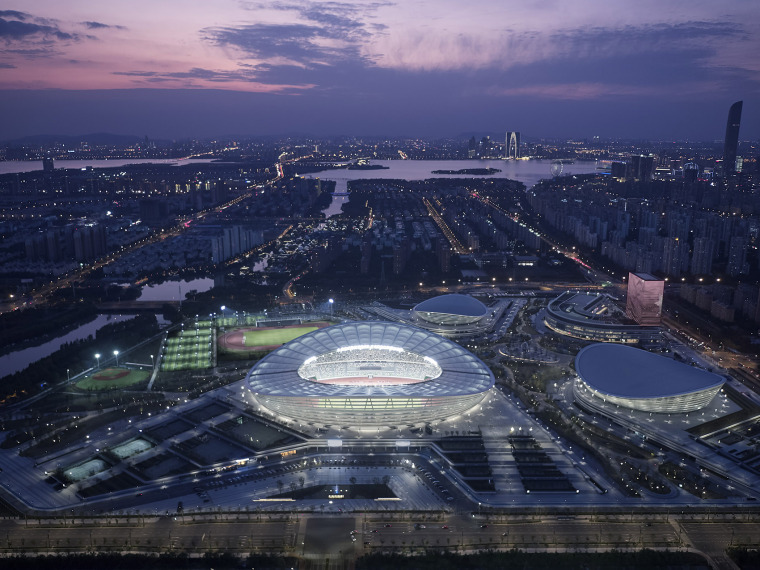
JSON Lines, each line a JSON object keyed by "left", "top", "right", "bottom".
{"left": 245, "top": 321, "right": 494, "bottom": 425}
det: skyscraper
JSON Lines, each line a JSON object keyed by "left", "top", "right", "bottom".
{"left": 722, "top": 100, "right": 742, "bottom": 175}
{"left": 505, "top": 131, "right": 520, "bottom": 159}
{"left": 625, "top": 272, "right": 664, "bottom": 326}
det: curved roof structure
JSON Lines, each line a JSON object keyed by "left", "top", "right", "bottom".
{"left": 246, "top": 322, "right": 493, "bottom": 424}
{"left": 544, "top": 291, "right": 661, "bottom": 344}
{"left": 413, "top": 294, "right": 488, "bottom": 325}
{"left": 574, "top": 343, "right": 724, "bottom": 413}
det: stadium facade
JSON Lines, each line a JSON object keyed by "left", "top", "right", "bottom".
{"left": 245, "top": 322, "right": 494, "bottom": 425}
{"left": 544, "top": 291, "right": 661, "bottom": 344}
{"left": 573, "top": 343, "right": 724, "bottom": 414}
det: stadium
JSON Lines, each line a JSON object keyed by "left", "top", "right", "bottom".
{"left": 245, "top": 322, "right": 494, "bottom": 425}
{"left": 573, "top": 343, "right": 725, "bottom": 414}
{"left": 412, "top": 294, "right": 489, "bottom": 326}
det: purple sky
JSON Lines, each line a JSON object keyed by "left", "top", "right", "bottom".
{"left": 0, "top": 1, "right": 758, "bottom": 140}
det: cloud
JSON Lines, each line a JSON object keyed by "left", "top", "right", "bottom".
{"left": 82, "top": 21, "right": 126, "bottom": 31}
{"left": 486, "top": 82, "right": 719, "bottom": 101}
{"left": 0, "top": 10, "right": 30, "bottom": 21}
{"left": 112, "top": 66, "right": 312, "bottom": 91}
{"left": 0, "top": 17, "right": 78, "bottom": 41}
{"left": 0, "top": 62, "right": 15, "bottom": 68}
{"left": 373, "top": 19, "right": 746, "bottom": 73}
{"left": 204, "top": 1, "right": 386, "bottom": 68}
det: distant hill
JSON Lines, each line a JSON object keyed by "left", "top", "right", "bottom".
{"left": 4, "top": 133, "right": 161, "bottom": 146}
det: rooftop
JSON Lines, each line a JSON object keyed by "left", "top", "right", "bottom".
{"left": 576, "top": 343, "right": 725, "bottom": 399}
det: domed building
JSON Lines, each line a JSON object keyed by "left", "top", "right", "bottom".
{"left": 412, "top": 294, "right": 489, "bottom": 326}
{"left": 574, "top": 343, "right": 724, "bottom": 414}
{"left": 245, "top": 321, "right": 494, "bottom": 425}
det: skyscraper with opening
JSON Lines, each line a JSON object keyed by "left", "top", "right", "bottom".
{"left": 505, "top": 131, "right": 520, "bottom": 159}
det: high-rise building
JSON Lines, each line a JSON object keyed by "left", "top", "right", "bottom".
{"left": 505, "top": 131, "right": 520, "bottom": 159}
{"left": 727, "top": 236, "right": 748, "bottom": 277}
{"left": 722, "top": 101, "right": 742, "bottom": 175}
{"left": 625, "top": 272, "right": 664, "bottom": 326}
{"left": 690, "top": 237, "right": 715, "bottom": 275}
{"left": 628, "top": 154, "right": 655, "bottom": 181}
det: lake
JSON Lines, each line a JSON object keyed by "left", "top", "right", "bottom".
{"left": 317, "top": 158, "right": 604, "bottom": 216}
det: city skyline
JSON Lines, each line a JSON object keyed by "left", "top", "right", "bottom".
{"left": 0, "top": 1, "right": 758, "bottom": 140}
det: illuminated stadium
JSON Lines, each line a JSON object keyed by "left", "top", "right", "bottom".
{"left": 574, "top": 343, "right": 725, "bottom": 414}
{"left": 413, "top": 294, "right": 489, "bottom": 326}
{"left": 246, "top": 322, "right": 494, "bottom": 425}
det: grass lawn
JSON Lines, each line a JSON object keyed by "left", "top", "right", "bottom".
{"left": 242, "top": 326, "right": 319, "bottom": 347}
{"left": 75, "top": 367, "right": 150, "bottom": 391}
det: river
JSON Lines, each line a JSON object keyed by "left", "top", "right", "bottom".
{"left": 0, "top": 314, "right": 135, "bottom": 378}
{"left": 137, "top": 278, "right": 214, "bottom": 302}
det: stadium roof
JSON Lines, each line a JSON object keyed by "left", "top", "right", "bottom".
{"left": 246, "top": 322, "right": 494, "bottom": 398}
{"left": 413, "top": 294, "right": 488, "bottom": 318}
{"left": 575, "top": 343, "right": 724, "bottom": 399}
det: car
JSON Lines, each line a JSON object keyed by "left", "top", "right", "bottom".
{"left": 371, "top": 529, "right": 379, "bottom": 533}
{"left": 384, "top": 524, "right": 392, "bottom": 528}
{"left": 480, "top": 524, "right": 488, "bottom": 529}
{"left": 441, "top": 525, "right": 449, "bottom": 529}
{"left": 446, "top": 497, "right": 455, "bottom": 501}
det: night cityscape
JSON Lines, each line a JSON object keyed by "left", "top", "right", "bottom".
{"left": 0, "top": 2, "right": 759, "bottom": 569}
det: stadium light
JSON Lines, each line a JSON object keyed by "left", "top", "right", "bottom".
{"left": 328, "top": 298, "right": 334, "bottom": 319}
{"left": 114, "top": 350, "right": 119, "bottom": 366}
{"left": 95, "top": 353, "right": 101, "bottom": 369}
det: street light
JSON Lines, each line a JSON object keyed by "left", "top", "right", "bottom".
{"left": 150, "top": 354, "right": 154, "bottom": 369}
{"left": 113, "top": 350, "right": 119, "bottom": 366}
{"left": 328, "top": 298, "right": 334, "bottom": 319}
{"left": 95, "top": 353, "right": 101, "bottom": 369}
{"left": 67, "top": 368, "right": 70, "bottom": 382}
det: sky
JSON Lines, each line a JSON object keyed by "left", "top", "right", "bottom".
{"left": 0, "top": 0, "right": 758, "bottom": 141}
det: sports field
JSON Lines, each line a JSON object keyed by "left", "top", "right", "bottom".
{"left": 243, "top": 326, "right": 319, "bottom": 346}
{"left": 161, "top": 325, "right": 214, "bottom": 371}
{"left": 75, "top": 367, "right": 150, "bottom": 391}
{"left": 218, "top": 322, "right": 330, "bottom": 357}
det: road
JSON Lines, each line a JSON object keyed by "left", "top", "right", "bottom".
{"left": 1, "top": 513, "right": 756, "bottom": 569}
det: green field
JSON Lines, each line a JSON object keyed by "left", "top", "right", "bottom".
{"left": 75, "top": 368, "right": 150, "bottom": 391}
{"left": 161, "top": 334, "right": 213, "bottom": 371}
{"left": 242, "top": 326, "right": 319, "bottom": 347}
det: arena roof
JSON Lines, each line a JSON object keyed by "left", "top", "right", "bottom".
{"left": 246, "top": 322, "right": 493, "bottom": 398}
{"left": 575, "top": 343, "right": 724, "bottom": 399}
{"left": 413, "top": 294, "right": 488, "bottom": 318}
